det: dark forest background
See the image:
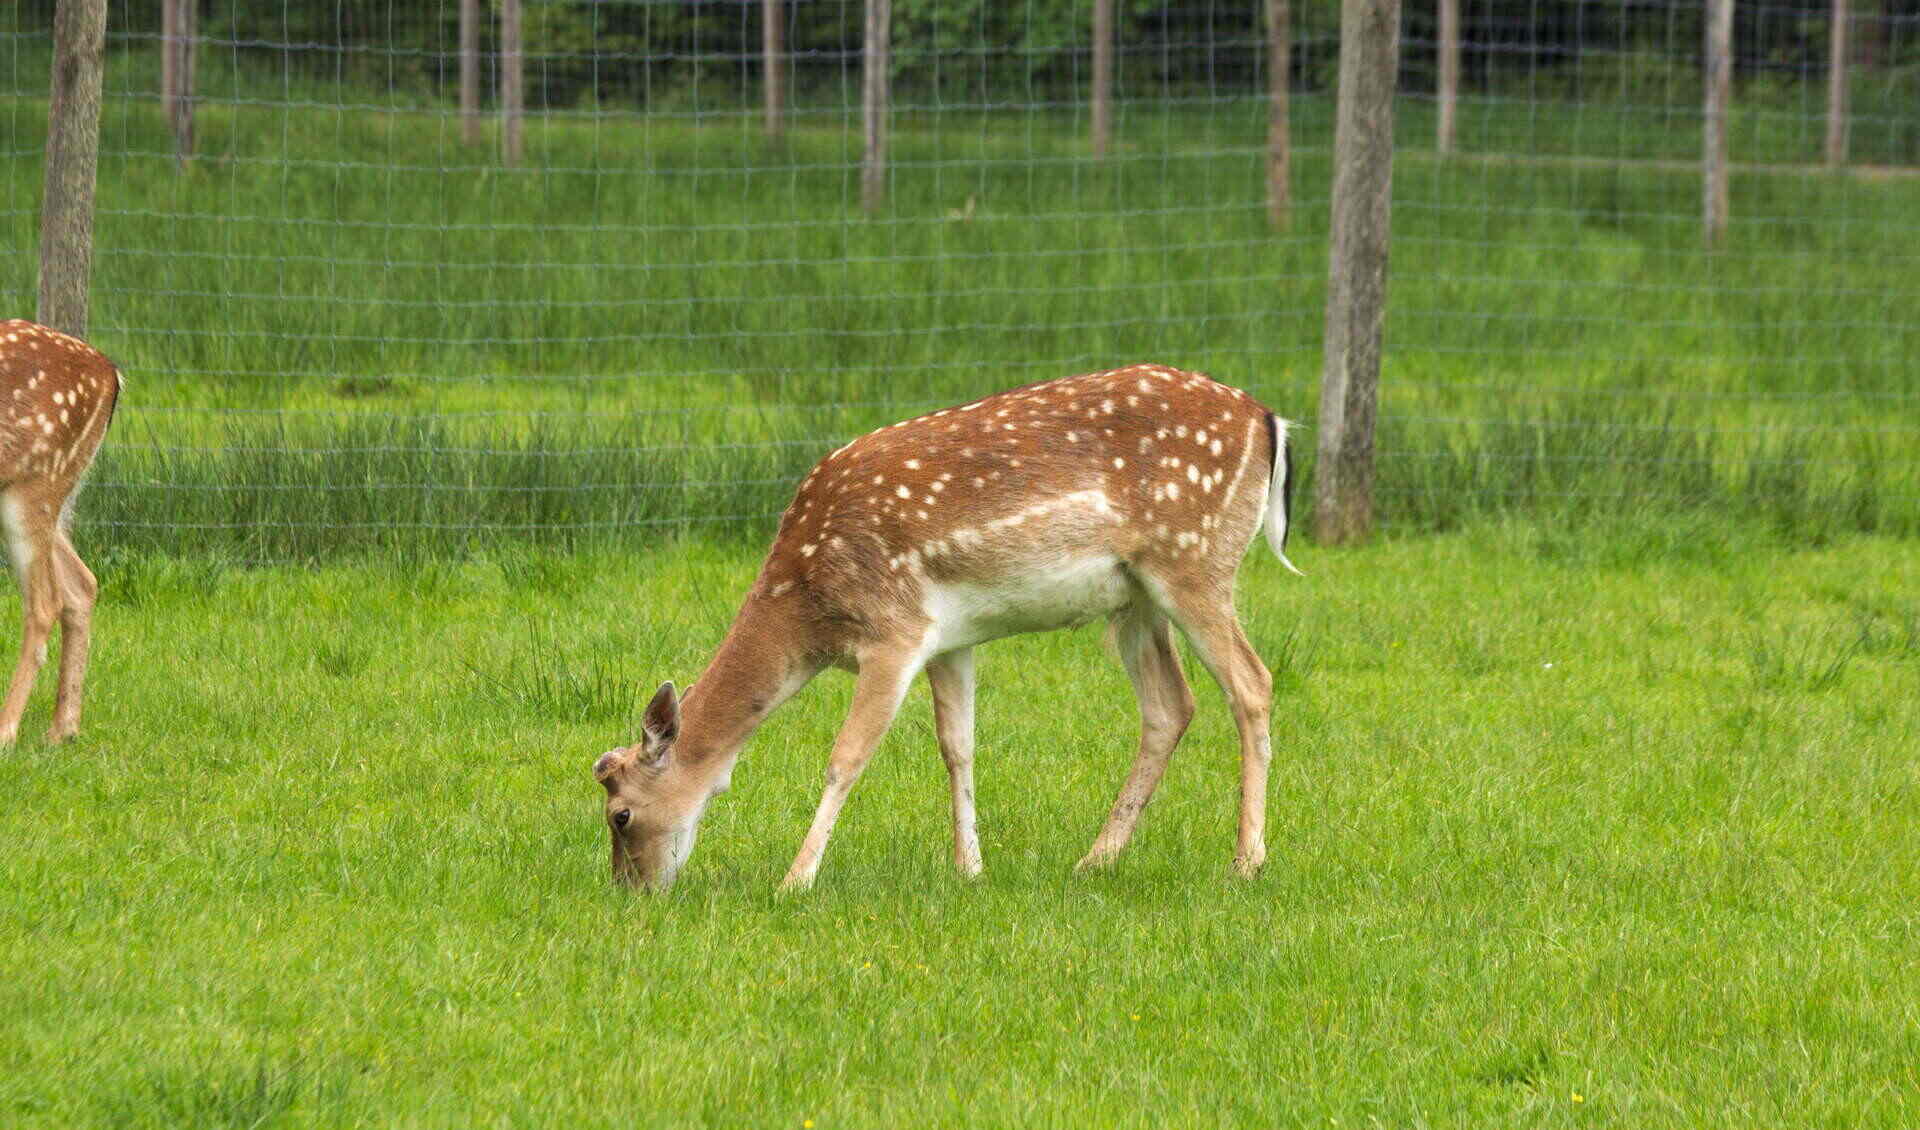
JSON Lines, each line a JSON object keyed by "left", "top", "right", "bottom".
{"left": 11, "top": 0, "right": 1919, "bottom": 108}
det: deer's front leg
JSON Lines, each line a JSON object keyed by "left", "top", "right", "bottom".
{"left": 780, "top": 650, "right": 921, "bottom": 892}
{"left": 926, "top": 648, "right": 982, "bottom": 878}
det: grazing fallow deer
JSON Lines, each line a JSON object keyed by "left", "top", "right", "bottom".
{"left": 0, "top": 320, "right": 121, "bottom": 745}
{"left": 594, "top": 363, "right": 1303, "bottom": 891}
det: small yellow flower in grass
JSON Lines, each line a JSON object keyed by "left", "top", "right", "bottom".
{"left": 804, "top": 1120, "right": 815, "bottom": 1128}
{"left": 1571, "top": 1092, "right": 1584, "bottom": 1104}
{"left": 1130, "top": 1013, "right": 1141, "bottom": 1021}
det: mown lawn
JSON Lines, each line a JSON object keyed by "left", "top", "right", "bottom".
{"left": 2, "top": 519, "right": 1915, "bottom": 1126}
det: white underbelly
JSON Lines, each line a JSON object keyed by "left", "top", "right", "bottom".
{"left": 922, "top": 554, "right": 1133, "bottom": 652}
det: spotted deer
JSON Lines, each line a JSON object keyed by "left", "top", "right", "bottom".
{"left": 0, "top": 320, "right": 121, "bottom": 745}
{"left": 594, "top": 363, "right": 1303, "bottom": 891}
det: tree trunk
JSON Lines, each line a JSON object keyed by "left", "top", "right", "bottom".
{"left": 40, "top": 0, "right": 109, "bottom": 338}
{"left": 1267, "top": 0, "right": 1291, "bottom": 229}
{"left": 1436, "top": 0, "right": 1458, "bottom": 154}
{"left": 1826, "top": 0, "right": 1849, "bottom": 166}
{"left": 1703, "top": 0, "right": 1732, "bottom": 248}
{"left": 160, "top": 0, "right": 195, "bottom": 168}
{"left": 1092, "top": 0, "right": 1114, "bottom": 159}
{"left": 1315, "top": 0, "right": 1402, "bottom": 546}
{"left": 460, "top": 0, "right": 481, "bottom": 146}
{"left": 501, "top": 0, "right": 524, "bottom": 167}
{"left": 861, "top": 0, "right": 891, "bottom": 213}
{"left": 764, "top": 0, "right": 786, "bottom": 140}
{"left": 1851, "top": 0, "right": 1884, "bottom": 68}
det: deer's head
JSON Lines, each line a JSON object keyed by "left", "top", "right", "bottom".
{"left": 592, "top": 682, "right": 713, "bottom": 890}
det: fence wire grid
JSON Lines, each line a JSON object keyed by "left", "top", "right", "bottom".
{"left": 4, "top": 0, "right": 1917, "bottom": 559}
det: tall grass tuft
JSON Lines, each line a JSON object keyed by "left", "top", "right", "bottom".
{"left": 96, "top": 1055, "right": 343, "bottom": 1130}
{"left": 1746, "top": 623, "right": 1867, "bottom": 694}
{"left": 1375, "top": 404, "right": 1916, "bottom": 544}
{"left": 461, "top": 621, "right": 645, "bottom": 724}
{"left": 73, "top": 397, "right": 1915, "bottom": 564}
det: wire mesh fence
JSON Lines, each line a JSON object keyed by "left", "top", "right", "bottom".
{"left": 4, "top": 0, "right": 1916, "bottom": 560}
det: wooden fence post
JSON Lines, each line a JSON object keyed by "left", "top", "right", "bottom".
{"left": 1314, "top": 0, "right": 1402, "bottom": 546}
{"left": 861, "top": 0, "right": 891, "bottom": 213}
{"left": 160, "top": 0, "right": 195, "bottom": 168}
{"left": 1437, "top": 0, "right": 1458, "bottom": 154}
{"left": 1092, "top": 0, "right": 1113, "bottom": 159}
{"left": 501, "top": 0, "right": 524, "bottom": 167}
{"left": 1703, "top": 0, "right": 1732, "bottom": 248}
{"left": 764, "top": 0, "right": 786, "bottom": 140}
{"left": 40, "top": 0, "right": 109, "bottom": 338}
{"left": 460, "top": 0, "right": 481, "bottom": 146}
{"left": 1826, "top": 0, "right": 1849, "bottom": 167}
{"left": 1267, "top": 0, "right": 1291, "bottom": 229}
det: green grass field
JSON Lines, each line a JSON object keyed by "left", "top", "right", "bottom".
{"left": 1, "top": 520, "right": 1916, "bottom": 1126}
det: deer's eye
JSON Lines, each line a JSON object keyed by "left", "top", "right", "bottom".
{"left": 613, "top": 810, "right": 632, "bottom": 829}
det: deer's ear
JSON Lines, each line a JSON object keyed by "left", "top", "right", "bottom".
{"left": 640, "top": 681, "right": 680, "bottom": 761}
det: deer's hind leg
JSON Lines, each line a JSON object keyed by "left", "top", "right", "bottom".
{"left": 1076, "top": 601, "right": 1196, "bottom": 871}
{"left": 0, "top": 489, "right": 59, "bottom": 745}
{"left": 1139, "top": 577, "right": 1274, "bottom": 877}
{"left": 926, "top": 648, "right": 983, "bottom": 878}
{"left": 47, "top": 531, "right": 98, "bottom": 742}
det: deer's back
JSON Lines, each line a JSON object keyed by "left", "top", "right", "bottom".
{"left": 757, "top": 365, "right": 1278, "bottom": 646}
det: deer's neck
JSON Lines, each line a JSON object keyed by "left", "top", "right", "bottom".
{"left": 677, "top": 594, "right": 818, "bottom": 773}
